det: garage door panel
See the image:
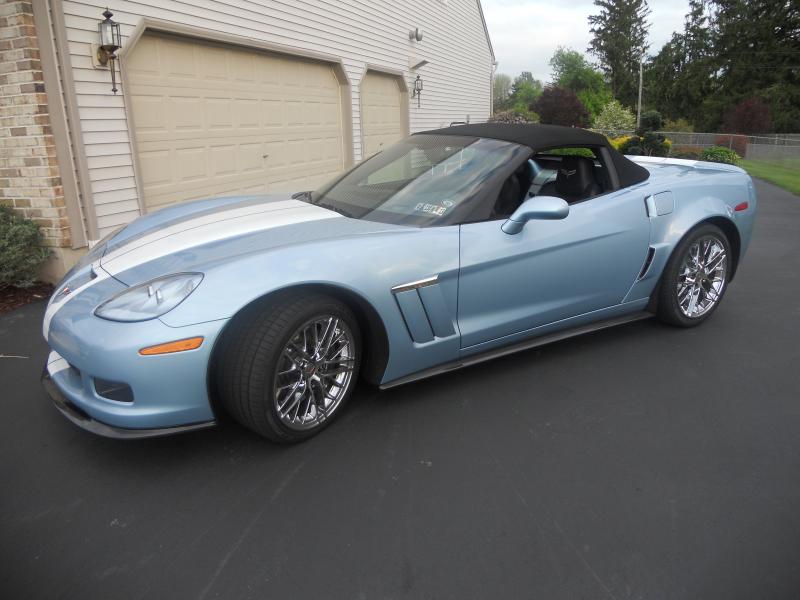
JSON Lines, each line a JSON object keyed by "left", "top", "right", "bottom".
{"left": 171, "top": 97, "right": 203, "bottom": 131}
{"left": 131, "top": 95, "right": 166, "bottom": 132}
{"left": 129, "top": 34, "right": 345, "bottom": 211}
{"left": 361, "top": 71, "right": 404, "bottom": 157}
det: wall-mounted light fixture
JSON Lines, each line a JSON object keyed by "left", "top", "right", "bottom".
{"left": 97, "top": 8, "right": 122, "bottom": 94}
{"left": 412, "top": 75, "right": 423, "bottom": 108}
{"left": 409, "top": 27, "right": 423, "bottom": 42}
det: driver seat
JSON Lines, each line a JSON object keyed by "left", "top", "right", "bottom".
{"left": 538, "top": 156, "right": 601, "bottom": 204}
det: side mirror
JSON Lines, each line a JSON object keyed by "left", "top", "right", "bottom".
{"left": 501, "top": 196, "right": 569, "bottom": 234}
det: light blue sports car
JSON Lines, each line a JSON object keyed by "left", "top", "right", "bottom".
{"left": 42, "top": 123, "right": 757, "bottom": 442}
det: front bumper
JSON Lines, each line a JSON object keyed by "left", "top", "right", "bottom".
{"left": 42, "top": 367, "right": 216, "bottom": 439}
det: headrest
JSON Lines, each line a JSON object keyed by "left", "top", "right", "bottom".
{"left": 555, "top": 156, "right": 596, "bottom": 196}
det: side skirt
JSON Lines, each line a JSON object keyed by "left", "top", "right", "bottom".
{"left": 379, "top": 311, "right": 653, "bottom": 389}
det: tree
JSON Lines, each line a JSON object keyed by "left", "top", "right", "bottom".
{"left": 533, "top": 87, "right": 590, "bottom": 128}
{"left": 705, "top": 0, "right": 800, "bottom": 132}
{"left": 509, "top": 72, "right": 543, "bottom": 115}
{"left": 587, "top": 0, "right": 651, "bottom": 108}
{"left": 723, "top": 97, "right": 772, "bottom": 134}
{"left": 762, "top": 83, "right": 800, "bottom": 134}
{"left": 548, "top": 47, "right": 612, "bottom": 119}
{"left": 593, "top": 100, "right": 636, "bottom": 131}
{"left": 492, "top": 73, "right": 512, "bottom": 111}
{"left": 645, "top": 0, "right": 714, "bottom": 126}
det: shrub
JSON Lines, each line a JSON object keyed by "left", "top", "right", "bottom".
{"left": 533, "top": 86, "right": 590, "bottom": 128}
{"left": 663, "top": 118, "right": 694, "bottom": 133}
{"left": 490, "top": 109, "right": 539, "bottom": 124}
{"left": 609, "top": 134, "right": 670, "bottom": 157}
{"left": 670, "top": 145, "right": 703, "bottom": 159}
{"left": 723, "top": 97, "right": 772, "bottom": 134}
{"left": 609, "top": 135, "right": 638, "bottom": 153}
{"left": 0, "top": 206, "right": 51, "bottom": 290}
{"left": 714, "top": 135, "right": 748, "bottom": 158}
{"left": 641, "top": 132, "right": 671, "bottom": 157}
{"left": 638, "top": 110, "right": 663, "bottom": 134}
{"left": 547, "top": 147, "right": 596, "bottom": 158}
{"left": 699, "top": 146, "right": 741, "bottom": 165}
{"left": 593, "top": 100, "right": 636, "bottom": 134}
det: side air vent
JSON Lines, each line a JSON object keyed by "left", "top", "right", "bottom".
{"left": 391, "top": 275, "right": 456, "bottom": 343}
{"left": 638, "top": 247, "right": 656, "bottom": 280}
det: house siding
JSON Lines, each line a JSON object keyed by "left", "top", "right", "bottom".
{"left": 56, "top": 0, "right": 493, "bottom": 237}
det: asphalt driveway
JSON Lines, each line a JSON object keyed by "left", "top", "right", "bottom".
{"left": 1, "top": 179, "right": 799, "bottom": 600}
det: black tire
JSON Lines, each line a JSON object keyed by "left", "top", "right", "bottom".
{"left": 656, "top": 223, "right": 732, "bottom": 328}
{"left": 216, "top": 292, "right": 361, "bottom": 443}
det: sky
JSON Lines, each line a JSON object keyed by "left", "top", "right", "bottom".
{"left": 480, "top": 0, "right": 690, "bottom": 82}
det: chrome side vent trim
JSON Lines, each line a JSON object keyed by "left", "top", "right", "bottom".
{"left": 391, "top": 275, "right": 439, "bottom": 294}
{"left": 638, "top": 247, "right": 656, "bottom": 280}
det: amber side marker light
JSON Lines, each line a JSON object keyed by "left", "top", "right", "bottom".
{"left": 139, "top": 337, "right": 204, "bottom": 356}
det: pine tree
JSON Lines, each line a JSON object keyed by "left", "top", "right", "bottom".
{"left": 646, "top": 0, "right": 714, "bottom": 125}
{"left": 587, "top": 0, "right": 651, "bottom": 108}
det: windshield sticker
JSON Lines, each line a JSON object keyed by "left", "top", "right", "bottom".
{"left": 414, "top": 203, "right": 447, "bottom": 216}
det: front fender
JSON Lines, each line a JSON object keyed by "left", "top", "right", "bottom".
{"left": 155, "top": 227, "right": 462, "bottom": 384}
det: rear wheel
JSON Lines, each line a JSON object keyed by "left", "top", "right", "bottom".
{"left": 217, "top": 293, "right": 361, "bottom": 442}
{"left": 656, "top": 224, "right": 731, "bottom": 327}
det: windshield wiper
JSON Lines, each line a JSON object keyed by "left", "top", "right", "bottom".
{"left": 291, "top": 190, "right": 312, "bottom": 202}
{"left": 292, "top": 190, "right": 353, "bottom": 218}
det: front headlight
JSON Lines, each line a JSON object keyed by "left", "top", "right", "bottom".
{"left": 95, "top": 273, "right": 203, "bottom": 322}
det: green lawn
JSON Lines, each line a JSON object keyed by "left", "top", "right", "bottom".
{"left": 740, "top": 159, "right": 800, "bottom": 196}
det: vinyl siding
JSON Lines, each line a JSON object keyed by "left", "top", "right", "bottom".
{"left": 59, "top": 0, "right": 494, "bottom": 236}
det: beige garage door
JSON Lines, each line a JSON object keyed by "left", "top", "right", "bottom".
{"left": 360, "top": 71, "right": 405, "bottom": 157}
{"left": 127, "top": 34, "right": 346, "bottom": 211}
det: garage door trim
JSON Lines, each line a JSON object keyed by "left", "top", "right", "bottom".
{"left": 119, "top": 18, "right": 354, "bottom": 214}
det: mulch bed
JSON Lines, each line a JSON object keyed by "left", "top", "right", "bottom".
{"left": 0, "top": 282, "right": 54, "bottom": 315}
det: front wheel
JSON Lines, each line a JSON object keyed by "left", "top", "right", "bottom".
{"left": 217, "top": 293, "right": 361, "bottom": 443}
{"left": 656, "top": 224, "right": 732, "bottom": 327}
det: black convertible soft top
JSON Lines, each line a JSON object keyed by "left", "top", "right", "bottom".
{"left": 418, "top": 123, "right": 650, "bottom": 188}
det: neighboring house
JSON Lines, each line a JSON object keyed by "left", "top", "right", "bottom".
{"left": 1, "top": 0, "right": 494, "bottom": 280}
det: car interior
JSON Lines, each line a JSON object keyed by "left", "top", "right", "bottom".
{"left": 490, "top": 147, "right": 613, "bottom": 219}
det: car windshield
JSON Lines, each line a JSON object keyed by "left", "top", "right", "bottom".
{"left": 305, "top": 134, "right": 525, "bottom": 226}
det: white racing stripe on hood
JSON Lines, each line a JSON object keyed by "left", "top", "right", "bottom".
{"left": 102, "top": 200, "right": 341, "bottom": 275}
{"left": 42, "top": 264, "right": 110, "bottom": 341}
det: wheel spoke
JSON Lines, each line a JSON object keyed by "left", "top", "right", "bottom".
{"left": 705, "top": 251, "right": 725, "bottom": 272}
{"left": 321, "top": 365, "right": 354, "bottom": 377}
{"left": 277, "top": 380, "right": 303, "bottom": 412}
{"left": 321, "top": 318, "right": 339, "bottom": 355}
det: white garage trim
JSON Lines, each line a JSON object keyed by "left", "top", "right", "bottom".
{"left": 117, "top": 18, "right": 355, "bottom": 214}
{"left": 358, "top": 66, "right": 410, "bottom": 159}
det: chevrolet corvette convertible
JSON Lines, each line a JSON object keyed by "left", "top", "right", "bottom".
{"left": 42, "top": 123, "right": 757, "bottom": 442}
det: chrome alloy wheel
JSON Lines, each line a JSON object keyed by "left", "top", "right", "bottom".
{"left": 677, "top": 236, "right": 728, "bottom": 318}
{"left": 273, "top": 315, "right": 355, "bottom": 431}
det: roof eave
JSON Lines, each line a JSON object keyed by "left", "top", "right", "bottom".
{"left": 476, "top": 0, "right": 496, "bottom": 62}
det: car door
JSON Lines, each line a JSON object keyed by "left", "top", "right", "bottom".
{"left": 457, "top": 187, "right": 650, "bottom": 349}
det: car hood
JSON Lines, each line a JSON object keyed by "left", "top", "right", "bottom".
{"left": 99, "top": 194, "right": 401, "bottom": 284}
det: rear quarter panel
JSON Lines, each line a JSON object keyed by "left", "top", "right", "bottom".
{"left": 623, "top": 158, "right": 757, "bottom": 303}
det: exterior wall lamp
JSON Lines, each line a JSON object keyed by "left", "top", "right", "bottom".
{"left": 412, "top": 75, "right": 423, "bottom": 108}
{"left": 97, "top": 8, "right": 122, "bottom": 94}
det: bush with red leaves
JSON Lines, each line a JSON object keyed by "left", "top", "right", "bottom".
{"left": 533, "top": 86, "right": 590, "bottom": 128}
{"left": 723, "top": 97, "right": 772, "bottom": 135}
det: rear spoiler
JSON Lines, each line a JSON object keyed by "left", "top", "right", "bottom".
{"left": 629, "top": 155, "right": 746, "bottom": 175}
